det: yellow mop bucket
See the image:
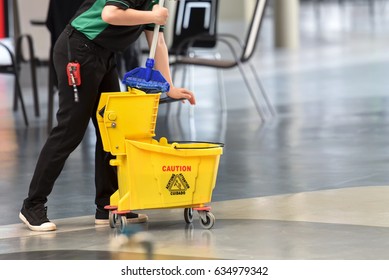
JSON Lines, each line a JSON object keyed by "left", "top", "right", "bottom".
{"left": 96, "top": 88, "right": 160, "bottom": 156}
{"left": 110, "top": 137, "right": 223, "bottom": 212}
{"left": 97, "top": 88, "right": 224, "bottom": 229}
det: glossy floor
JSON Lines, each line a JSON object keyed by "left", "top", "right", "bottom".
{"left": 1, "top": 1, "right": 389, "bottom": 260}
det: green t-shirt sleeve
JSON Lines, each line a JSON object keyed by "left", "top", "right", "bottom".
{"left": 104, "top": 0, "right": 164, "bottom": 31}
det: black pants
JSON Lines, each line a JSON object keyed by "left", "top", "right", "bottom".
{"left": 24, "top": 25, "right": 120, "bottom": 209}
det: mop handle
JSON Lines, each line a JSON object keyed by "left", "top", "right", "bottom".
{"left": 149, "top": 0, "right": 165, "bottom": 60}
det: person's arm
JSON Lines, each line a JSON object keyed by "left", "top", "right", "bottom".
{"left": 102, "top": 3, "right": 195, "bottom": 104}
{"left": 101, "top": 4, "right": 167, "bottom": 26}
{"left": 144, "top": 30, "right": 196, "bottom": 105}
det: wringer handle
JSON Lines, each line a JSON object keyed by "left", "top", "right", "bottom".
{"left": 149, "top": 0, "right": 165, "bottom": 60}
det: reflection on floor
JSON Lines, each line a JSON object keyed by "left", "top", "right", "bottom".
{"left": 2, "top": 1, "right": 389, "bottom": 260}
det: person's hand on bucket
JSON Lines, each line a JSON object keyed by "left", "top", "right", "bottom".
{"left": 167, "top": 86, "right": 196, "bottom": 105}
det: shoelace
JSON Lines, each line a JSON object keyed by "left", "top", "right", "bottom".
{"left": 31, "top": 205, "right": 49, "bottom": 222}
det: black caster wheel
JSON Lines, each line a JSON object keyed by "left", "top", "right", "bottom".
{"left": 184, "top": 208, "right": 194, "bottom": 223}
{"left": 120, "top": 215, "right": 127, "bottom": 232}
{"left": 109, "top": 211, "right": 117, "bottom": 228}
{"left": 199, "top": 211, "right": 215, "bottom": 229}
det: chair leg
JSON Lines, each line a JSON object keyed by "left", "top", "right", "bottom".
{"left": 3, "top": 41, "right": 29, "bottom": 126}
{"left": 165, "top": 64, "right": 177, "bottom": 120}
{"left": 16, "top": 34, "right": 40, "bottom": 117}
{"left": 13, "top": 82, "right": 18, "bottom": 111}
{"left": 187, "top": 65, "right": 196, "bottom": 139}
{"left": 29, "top": 58, "right": 40, "bottom": 117}
{"left": 14, "top": 73, "right": 29, "bottom": 126}
{"left": 176, "top": 64, "right": 189, "bottom": 117}
{"left": 212, "top": 52, "right": 227, "bottom": 113}
{"left": 236, "top": 62, "right": 267, "bottom": 121}
{"left": 249, "top": 63, "right": 277, "bottom": 117}
{"left": 47, "top": 60, "right": 56, "bottom": 133}
{"left": 25, "top": 36, "right": 40, "bottom": 117}
{"left": 177, "top": 64, "right": 193, "bottom": 117}
{"left": 16, "top": 62, "right": 39, "bottom": 119}
{"left": 167, "top": 63, "right": 187, "bottom": 119}
{"left": 216, "top": 69, "right": 227, "bottom": 113}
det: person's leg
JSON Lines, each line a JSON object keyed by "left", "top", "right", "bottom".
{"left": 115, "top": 52, "right": 124, "bottom": 78}
{"left": 92, "top": 53, "right": 120, "bottom": 210}
{"left": 92, "top": 54, "right": 147, "bottom": 224}
{"left": 20, "top": 28, "right": 109, "bottom": 231}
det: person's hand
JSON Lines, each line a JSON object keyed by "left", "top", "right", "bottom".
{"left": 152, "top": 4, "right": 168, "bottom": 25}
{"left": 167, "top": 87, "right": 196, "bottom": 105}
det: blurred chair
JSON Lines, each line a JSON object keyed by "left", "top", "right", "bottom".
{"left": 0, "top": 41, "right": 29, "bottom": 126}
{"left": 164, "top": 0, "right": 220, "bottom": 121}
{"left": 170, "top": 0, "right": 276, "bottom": 121}
{"left": 168, "top": 0, "right": 218, "bottom": 54}
{"left": 12, "top": 0, "right": 49, "bottom": 118}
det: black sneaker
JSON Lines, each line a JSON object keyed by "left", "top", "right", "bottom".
{"left": 19, "top": 204, "right": 56, "bottom": 232}
{"left": 95, "top": 207, "right": 148, "bottom": 225}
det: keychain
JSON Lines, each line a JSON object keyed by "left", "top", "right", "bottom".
{"left": 66, "top": 33, "right": 81, "bottom": 103}
{"left": 67, "top": 62, "right": 81, "bottom": 103}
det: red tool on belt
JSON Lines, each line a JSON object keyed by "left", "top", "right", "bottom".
{"left": 67, "top": 62, "right": 80, "bottom": 102}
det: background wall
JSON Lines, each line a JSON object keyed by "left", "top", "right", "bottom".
{"left": 14, "top": 0, "right": 51, "bottom": 61}
{"left": 220, "top": 0, "right": 256, "bottom": 21}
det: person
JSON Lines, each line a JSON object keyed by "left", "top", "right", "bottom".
{"left": 45, "top": 0, "right": 86, "bottom": 88}
{"left": 116, "top": 41, "right": 142, "bottom": 78}
{"left": 19, "top": 0, "right": 196, "bottom": 232}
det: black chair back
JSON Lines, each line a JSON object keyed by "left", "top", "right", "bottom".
{"left": 170, "top": 0, "right": 218, "bottom": 54}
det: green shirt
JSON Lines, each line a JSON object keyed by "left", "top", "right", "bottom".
{"left": 71, "top": 0, "right": 160, "bottom": 52}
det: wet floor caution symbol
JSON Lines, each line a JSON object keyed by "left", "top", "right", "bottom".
{"left": 166, "top": 173, "right": 190, "bottom": 195}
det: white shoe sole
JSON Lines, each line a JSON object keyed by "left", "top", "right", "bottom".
{"left": 19, "top": 212, "right": 57, "bottom": 232}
